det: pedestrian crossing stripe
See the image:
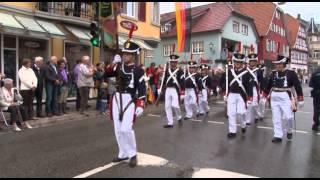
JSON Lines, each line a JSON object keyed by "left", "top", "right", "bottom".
{"left": 73, "top": 152, "right": 169, "bottom": 178}
{"left": 192, "top": 168, "right": 257, "bottom": 178}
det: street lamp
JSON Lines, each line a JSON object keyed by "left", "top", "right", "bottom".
{"left": 209, "top": 42, "right": 214, "bottom": 53}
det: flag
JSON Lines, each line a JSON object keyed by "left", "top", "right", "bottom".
{"left": 175, "top": 2, "right": 191, "bottom": 53}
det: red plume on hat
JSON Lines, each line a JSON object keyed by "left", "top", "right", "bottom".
{"left": 173, "top": 43, "right": 176, "bottom": 53}
{"left": 250, "top": 44, "right": 254, "bottom": 53}
{"left": 237, "top": 41, "right": 241, "bottom": 52}
{"left": 128, "top": 24, "right": 135, "bottom": 39}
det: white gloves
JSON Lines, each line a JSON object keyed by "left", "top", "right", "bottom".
{"left": 298, "top": 101, "right": 304, "bottom": 108}
{"left": 113, "top": 54, "right": 121, "bottom": 64}
{"left": 223, "top": 96, "right": 228, "bottom": 102}
{"left": 210, "top": 91, "right": 214, "bottom": 96}
{"left": 135, "top": 107, "right": 144, "bottom": 117}
{"left": 260, "top": 97, "right": 267, "bottom": 104}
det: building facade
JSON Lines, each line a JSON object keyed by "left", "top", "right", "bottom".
{"left": 232, "top": 2, "right": 290, "bottom": 73}
{"left": 0, "top": 2, "right": 160, "bottom": 94}
{"left": 154, "top": 2, "right": 259, "bottom": 69}
{"left": 307, "top": 18, "right": 320, "bottom": 75}
{"left": 284, "top": 13, "right": 308, "bottom": 74}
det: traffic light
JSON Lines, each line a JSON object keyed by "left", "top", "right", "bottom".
{"left": 90, "top": 22, "right": 100, "bottom": 47}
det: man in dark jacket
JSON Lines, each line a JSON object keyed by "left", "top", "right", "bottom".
{"left": 32, "top": 56, "right": 45, "bottom": 118}
{"left": 44, "top": 56, "right": 60, "bottom": 117}
{"left": 310, "top": 68, "right": 320, "bottom": 131}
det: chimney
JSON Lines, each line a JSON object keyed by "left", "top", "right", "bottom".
{"left": 297, "top": 14, "right": 301, "bottom": 20}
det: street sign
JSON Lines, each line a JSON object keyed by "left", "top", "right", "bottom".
{"left": 120, "top": 21, "right": 138, "bottom": 31}
{"left": 100, "top": 2, "right": 113, "bottom": 18}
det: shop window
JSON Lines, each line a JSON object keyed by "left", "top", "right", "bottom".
{"left": 4, "top": 35, "right": 16, "bottom": 49}
{"left": 18, "top": 37, "right": 49, "bottom": 68}
{"left": 65, "top": 43, "right": 91, "bottom": 97}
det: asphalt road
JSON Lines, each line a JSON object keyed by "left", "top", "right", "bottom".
{"left": 0, "top": 86, "right": 319, "bottom": 178}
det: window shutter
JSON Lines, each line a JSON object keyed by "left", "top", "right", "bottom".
{"left": 138, "top": 2, "right": 146, "bottom": 22}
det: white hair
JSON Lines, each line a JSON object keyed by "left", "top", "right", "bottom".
{"left": 35, "top": 56, "right": 43, "bottom": 62}
{"left": 3, "top": 78, "right": 13, "bottom": 85}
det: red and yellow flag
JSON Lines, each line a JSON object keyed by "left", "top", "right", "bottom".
{"left": 175, "top": 2, "right": 191, "bottom": 53}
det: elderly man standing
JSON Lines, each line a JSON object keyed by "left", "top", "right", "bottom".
{"left": 32, "top": 56, "right": 45, "bottom": 118}
{"left": 0, "top": 78, "right": 32, "bottom": 132}
{"left": 44, "top": 56, "right": 60, "bottom": 117}
{"left": 77, "top": 55, "right": 95, "bottom": 116}
{"left": 18, "top": 58, "right": 38, "bottom": 120}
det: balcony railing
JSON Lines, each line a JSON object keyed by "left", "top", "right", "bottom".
{"left": 36, "top": 2, "right": 93, "bottom": 21}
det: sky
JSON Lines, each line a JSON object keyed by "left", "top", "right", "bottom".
{"left": 160, "top": 2, "right": 320, "bottom": 23}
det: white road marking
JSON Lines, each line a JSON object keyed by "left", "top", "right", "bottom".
{"left": 190, "top": 119, "right": 225, "bottom": 125}
{"left": 256, "top": 126, "right": 273, "bottom": 130}
{"left": 192, "top": 168, "right": 257, "bottom": 178}
{"left": 74, "top": 162, "right": 120, "bottom": 178}
{"left": 147, "top": 114, "right": 311, "bottom": 135}
{"left": 147, "top": 114, "right": 161, "bottom": 118}
{"left": 73, "top": 152, "right": 169, "bottom": 178}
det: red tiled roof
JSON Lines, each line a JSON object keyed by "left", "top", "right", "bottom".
{"left": 230, "top": 2, "right": 277, "bottom": 36}
{"left": 283, "top": 13, "right": 300, "bottom": 47}
{"left": 160, "top": 3, "right": 235, "bottom": 38}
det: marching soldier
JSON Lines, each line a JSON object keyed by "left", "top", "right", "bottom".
{"left": 257, "top": 63, "right": 268, "bottom": 121}
{"left": 220, "top": 53, "right": 253, "bottom": 138}
{"left": 105, "top": 40, "right": 146, "bottom": 167}
{"left": 184, "top": 61, "right": 204, "bottom": 120}
{"left": 245, "top": 53, "right": 264, "bottom": 125}
{"left": 198, "top": 64, "right": 213, "bottom": 116}
{"left": 264, "top": 55, "right": 304, "bottom": 143}
{"left": 160, "top": 54, "right": 185, "bottom": 128}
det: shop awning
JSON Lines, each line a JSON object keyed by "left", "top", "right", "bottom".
{"left": 65, "top": 26, "right": 91, "bottom": 41}
{"left": 37, "top": 20, "right": 65, "bottom": 36}
{"left": 15, "top": 16, "right": 46, "bottom": 33}
{"left": 0, "top": 12, "right": 24, "bottom": 29}
{"left": 118, "top": 36, "right": 154, "bottom": 51}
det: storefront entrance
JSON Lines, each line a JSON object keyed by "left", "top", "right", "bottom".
{"left": 0, "top": 34, "right": 49, "bottom": 88}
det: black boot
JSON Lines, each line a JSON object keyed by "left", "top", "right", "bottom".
{"left": 227, "top": 133, "right": 237, "bottom": 138}
{"left": 271, "top": 137, "right": 282, "bottom": 143}
{"left": 112, "top": 157, "right": 129, "bottom": 163}
{"left": 312, "top": 124, "right": 319, "bottom": 131}
{"left": 178, "top": 119, "right": 183, "bottom": 126}
{"left": 163, "top": 124, "right": 174, "bottom": 128}
{"left": 62, "top": 103, "right": 68, "bottom": 114}
{"left": 241, "top": 126, "right": 247, "bottom": 133}
{"left": 57, "top": 103, "right": 62, "bottom": 116}
{"left": 287, "top": 133, "right": 293, "bottom": 140}
{"left": 129, "top": 156, "right": 137, "bottom": 168}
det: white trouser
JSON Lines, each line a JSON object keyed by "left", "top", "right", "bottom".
{"left": 184, "top": 88, "right": 199, "bottom": 118}
{"left": 245, "top": 88, "right": 259, "bottom": 123}
{"left": 165, "top": 87, "right": 182, "bottom": 125}
{"left": 257, "top": 95, "right": 266, "bottom": 118}
{"left": 112, "top": 92, "right": 137, "bottom": 159}
{"left": 199, "top": 89, "right": 210, "bottom": 114}
{"left": 270, "top": 91, "right": 294, "bottom": 138}
{"left": 227, "top": 93, "right": 247, "bottom": 133}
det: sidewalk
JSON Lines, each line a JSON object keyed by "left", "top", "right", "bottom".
{"left": 0, "top": 100, "right": 107, "bottom": 133}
